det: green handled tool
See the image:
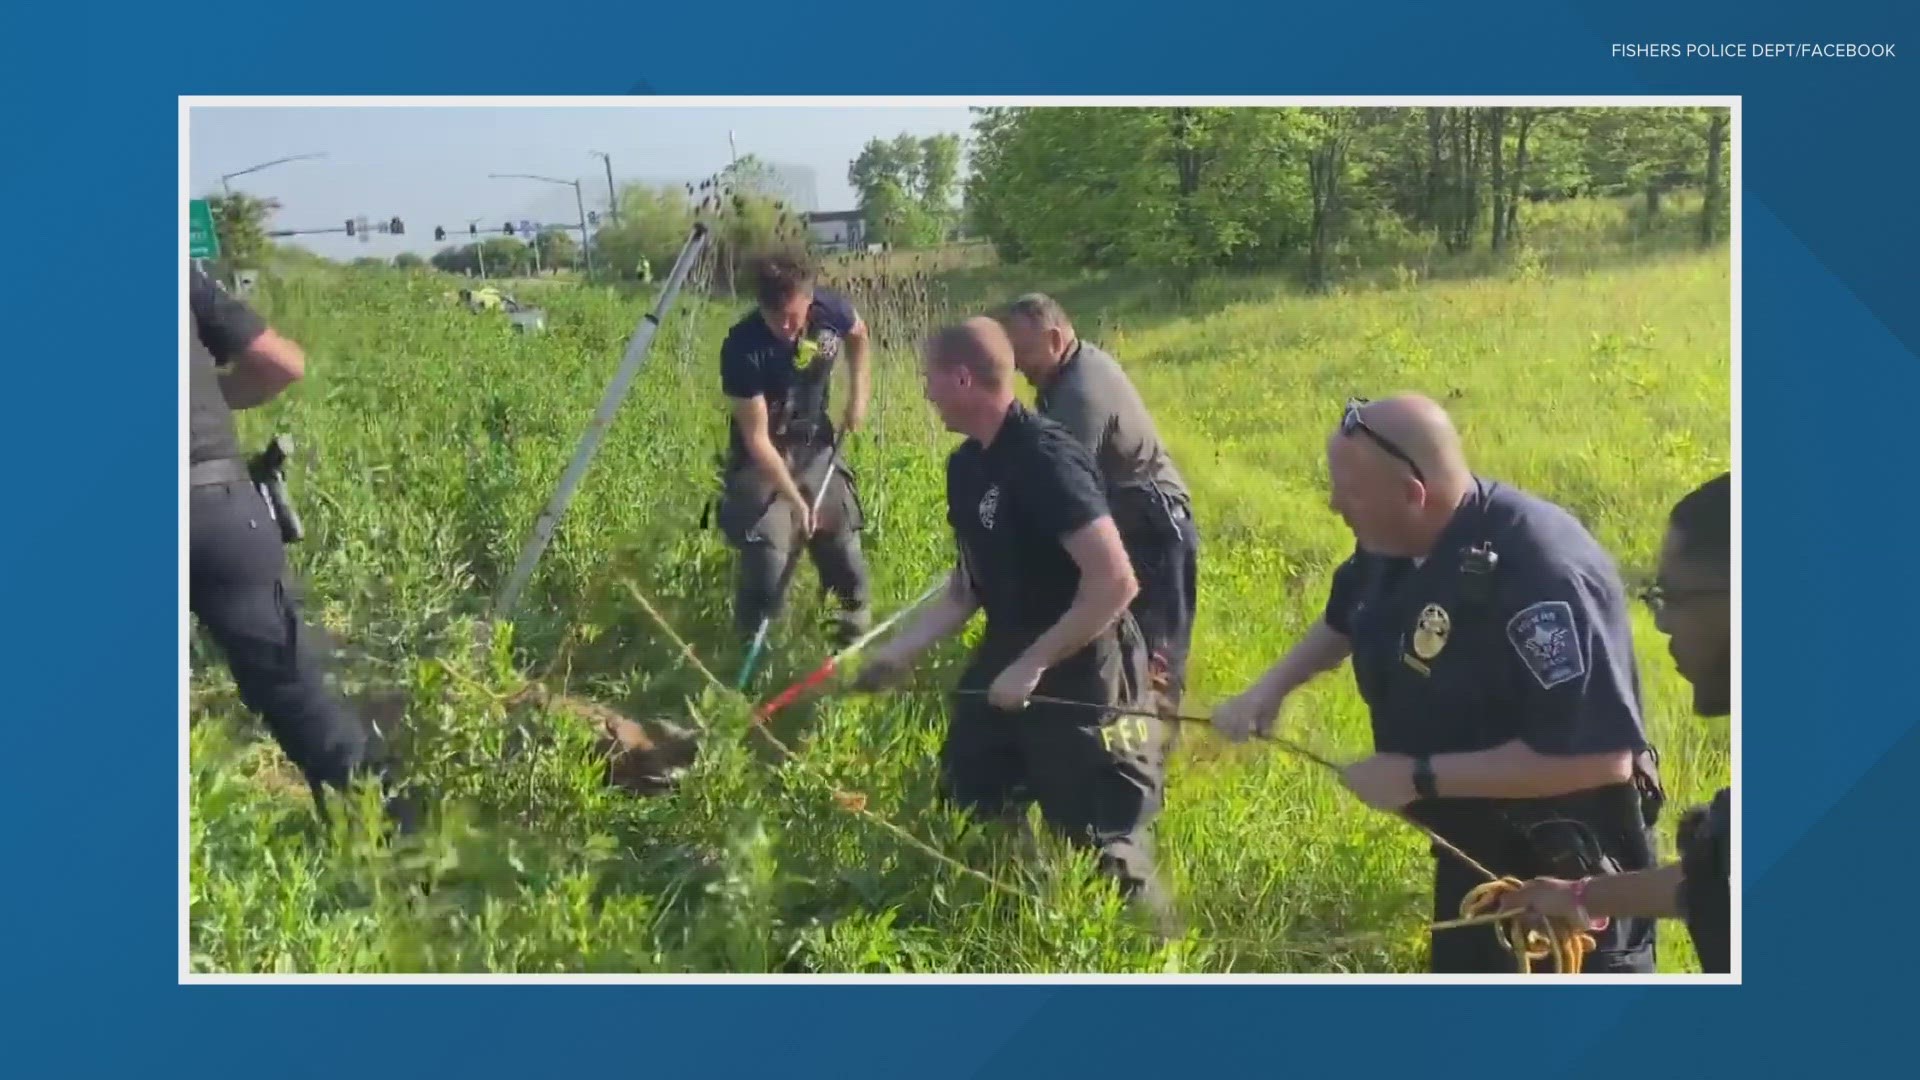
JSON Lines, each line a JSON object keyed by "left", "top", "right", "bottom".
{"left": 734, "top": 436, "right": 845, "bottom": 691}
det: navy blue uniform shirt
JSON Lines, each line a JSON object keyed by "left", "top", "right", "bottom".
{"left": 1322, "top": 477, "right": 1651, "bottom": 761}
{"left": 188, "top": 264, "right": 265, "bottom": 465}
{"left": 946, "top": 400, "right": 1111, "bottom": 634}
{"left": 719, "top": 286, "right": 858, "bottom": 455}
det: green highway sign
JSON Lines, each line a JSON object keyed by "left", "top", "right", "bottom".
{"left": 189, "top": 199, "right": 221, "bottom": 259}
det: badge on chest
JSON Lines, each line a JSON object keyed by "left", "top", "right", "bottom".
{"left": 795, "top": 327, "right": 840, "bottom": 372}
{"left": 1403, "top": 602, "right": 1450, "bottom": 676}
{"left": 977, "top": 483, "right": 1001, "bottom": 530}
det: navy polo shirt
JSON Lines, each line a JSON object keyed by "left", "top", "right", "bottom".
{"left": 1321, "top": 477, "right": 1651, "bottom": 760}
{"left": 188, "top": 263, "right": 263, "bottom": 465}
{"left": 719, "top": 286, "right": 858, "bottom": 453}
{"left": 946, "top": 399, "right": 1111, "bottom": 634}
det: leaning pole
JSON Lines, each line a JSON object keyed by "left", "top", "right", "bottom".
{"left": 490, "top": 221, "right": 712, "bottom": 624}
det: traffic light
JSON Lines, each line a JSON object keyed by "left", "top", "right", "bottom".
{"left": 469, "top": 223, "right": 478, "bottom": 236}
{"left": 503, "top": 222, "right": 515, "bottom": 236}
{"left": 588, "top": 210, "right": 599, "bottom": 226}
{"left": 344, "top": 218, "right": 355, "bottom": 236}
{"left": 389, "top": 217, "right": 405, "bottom": 236}
{"left": 434, "top": 226, "right": 446, "bottom": 242}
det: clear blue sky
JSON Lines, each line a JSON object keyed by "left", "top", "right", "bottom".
{"left": 186, "top": 104, "right": 976, "bottom": 260}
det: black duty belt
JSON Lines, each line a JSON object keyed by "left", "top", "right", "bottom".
{"left": 190, "top": 457, "right": 251, "bottom": 487}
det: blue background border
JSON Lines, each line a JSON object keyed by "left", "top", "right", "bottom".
{"left": 8, "top": 0, "right": 1915, "bottom": 1073}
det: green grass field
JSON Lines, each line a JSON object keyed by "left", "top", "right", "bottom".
{"left": 190, "top": 200, "right": 1731, "bottom": 974}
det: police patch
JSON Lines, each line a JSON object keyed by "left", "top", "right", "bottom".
{"left": 1412, "top": 603, "right": 1450, "bottom": 660}
{"left": 1506, "top": 600, "right": 1585, "bottom": 689}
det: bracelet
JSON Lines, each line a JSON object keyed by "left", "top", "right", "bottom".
{"left": 1569, "top": 877, "right": 1609, "bottom": 932}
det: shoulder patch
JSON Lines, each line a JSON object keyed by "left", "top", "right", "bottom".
{"left": 1505, "top": 599, "right": 1586, "bottom": 690}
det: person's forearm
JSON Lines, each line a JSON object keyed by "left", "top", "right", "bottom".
{"left": 1254, "top": 621, "right": 1350, "bottom": 699}
{"left": 746, "top": 431, "right": 805, "bottom": 507}
{"left": 1430, "top": 742, "right": 1633, "bottom": 799}
{"left": 1579, "top": 863, "right": 1686, "bottom": 920}
{"left": 1019, "top": 569, "right": 1136, "bottom": 671}
{"left": 844, "top": 340, "right": 870, "bottom": 428}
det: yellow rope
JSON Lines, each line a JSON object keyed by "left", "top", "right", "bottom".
{"left": 1459, "top": 878, "right": 1595, "bottom": 974}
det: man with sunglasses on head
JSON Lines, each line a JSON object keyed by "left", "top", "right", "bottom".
{"left": 1212, "top": 394, "right": 1664, "bottom": 973}
{"left": 1497, "top": 472, "right": 1731, "bottom": 973}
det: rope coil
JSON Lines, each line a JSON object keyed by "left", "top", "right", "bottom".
{"left": 1460, "top": 879, "right": 1596, "bottom": 974}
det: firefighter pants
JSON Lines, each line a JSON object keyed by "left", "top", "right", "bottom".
{"left": 943, "top": 616, "right": 1174, "bottom": 923}
{"left": 716, "top": 442, "right": 871, "bottom": 637}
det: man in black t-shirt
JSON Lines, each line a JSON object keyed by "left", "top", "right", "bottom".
{"left": 854, "top": 317, "right": 1174, "bottom": 927}
{"left": 187, "top": 263, "right": 413, "bottom": 833}
{"left": 714, "top": 253, "right": 872, "bottom": 646}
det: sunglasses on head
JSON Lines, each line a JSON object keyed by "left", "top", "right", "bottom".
{"left": 1341, "top": 397, "right": 1425, "bottom": 482}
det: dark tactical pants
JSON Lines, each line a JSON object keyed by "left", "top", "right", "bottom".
{"left": 1424, "top": 796, "right": 1658, "bottom": 973}
{"left": 1122, "top": 501, "right": 1199, "bottom": 751}
{"left": 716, "top": 440, "right": 871, "bottom": 638}
{"left": 189, "top": 470, "right": 388, "bottom": 818}
{"left": 943, "top": 615, "right": 1174, "bottom": 924}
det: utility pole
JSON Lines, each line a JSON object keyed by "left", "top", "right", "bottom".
{"left": 470, "top": 219, "right": 489, "bottom": 280}
{"left": 591, "top": 151, "right": 618, "bottom": 225}
{"left": 491, "top": 173, "right": 595, "bottom": 281}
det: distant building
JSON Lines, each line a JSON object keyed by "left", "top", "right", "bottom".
{"left": 805, "top": 210, "right": 866, "bottom": 253}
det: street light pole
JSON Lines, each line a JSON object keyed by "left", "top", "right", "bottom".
{"left": 490, "top": 172, "right": 595, "bottom": 280}
{"left": 212, "top": 152, "right": 326, "bottom": 286}
{"left": 219, "top": 152, "right": 327, "bottom": 196}
{"left": 469, "top": 219, "right": 489, "bottom": 280}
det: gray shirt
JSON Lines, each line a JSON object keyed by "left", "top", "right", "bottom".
{"left": 1034, "top": 339, "right": 1191, "bottom": 540}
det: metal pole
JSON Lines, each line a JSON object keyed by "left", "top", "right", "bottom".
{"left": 491, "top": 222, "right": 712, "bottom": 621}
{"left": 594, "top": 152, "right": 619, "bottom": 224}
{"left": 470, "top": 220, "right": 488, "bottom": 280}
{"left": 574, "top": 179, "right": 595, "bottom": 280}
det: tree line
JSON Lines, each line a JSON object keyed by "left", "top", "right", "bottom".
{"left": 202, "top": 106, "right": 1726, "bottom": 290}
{"left": 962, "top": 106, "right": 1729, "bottom": 288}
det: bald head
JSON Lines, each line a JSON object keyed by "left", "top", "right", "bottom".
{"left": 1344, "top": 394, "right": 1469, "bottom": 483}
{"left": 1326, "top": 393, "right": 1474, "bottom": 558}
{"left": 925, "top": 316, "right": 1016, "bottom": 391}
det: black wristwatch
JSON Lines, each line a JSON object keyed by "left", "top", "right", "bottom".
{"left": 1412, "top": 755, "right": 1437, "bottom": 800}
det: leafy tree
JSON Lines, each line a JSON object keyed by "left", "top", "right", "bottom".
{"left": 535, "top": 228, "right": 578, "bottom": 270}
{"left": 963, "top": 105, "right": 1729, "bottom": 284}
{"left": 205, "top": 191, "right": 280, "bottom": 271}
{"left": 849, "top": 133, "right": 962, "bottom": 248}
